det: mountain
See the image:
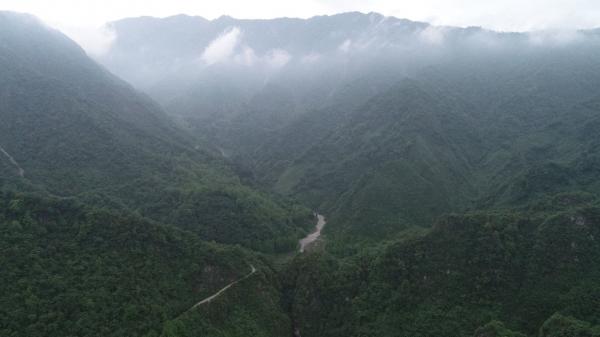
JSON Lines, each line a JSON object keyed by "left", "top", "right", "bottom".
{"left": 0, "top": 11, "right": 312, "bottom": 253}
{"left": 99, "top": 12, "right": 600, "bottom": 247}
{"left": 96, "top": 13, "right": 600, "bottom": 336}
{"left": 244, "top": 31, "right": 600, "bottom": 246}
{"left": 0, "top": 191, "right": 291, "bottom": 337}
{"left": 99, "top": 13, "right": 441, "bottom": 144}
{"left": 261, "top": 46, "right": 600, "bottom": 246}
{"left": 102, "top": 12, "right": 428, "bottom": 95}
{"left": 0, "top": 12, "right": 307, "bottom": 336}
{"left": 266, "top": 80, "right": 483, "bottom": 239}
{"left": 285, "top": 196, "right": 600, "bottom": 336}
{"left": 4, "top": 9, "right": 600, "bottom": 337}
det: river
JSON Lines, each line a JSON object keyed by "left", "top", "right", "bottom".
{"left": 299, "top": 214, "right": 326, "bottom": 253}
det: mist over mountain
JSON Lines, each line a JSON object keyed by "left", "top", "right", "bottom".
{"left": 0, "top": 11, "right": 312, "bottom": 336}
{"left": 0, "top": 11, "right": 313, "bottom": 253}
{"left": 99, "top": 12, "right": 600, "bottom": 242}
{"left": 2, "top": 8, "right": 600, "bottom": 337}
{"left": 100, "top": 12, "right": 600, "bottom": 118}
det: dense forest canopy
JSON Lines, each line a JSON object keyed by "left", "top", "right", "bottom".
{"left": 0, "top": 11, "right": 313, "bottom": 254}
{"left": 1, "top": 10, "right": 600, "bottom": 337}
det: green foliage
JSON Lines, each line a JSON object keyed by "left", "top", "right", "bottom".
{"left": 162, "top": 266, "right": 291, "bottom": 337}
{"left": 203, "top": 49, "right": 600, "bottom": 247}
{"left": 0, "top": 12, "right": 312, "bottom": 253}
{"left": 539, "top": 314, "right": 600, "bottom": 337}
{"left": 0, "top": 191, "right": 283, "bottom": 336}
{"left": 0, "top": 191, "right": 299, "bottom": 337}
{"left": 4, "top": 11, "right": 600, "bottom": 337}
{"left": 474, "top": 321, "right": 527, "bottom": 337}
{"left": 285, "top": 205, "right": 600, "bottom": 337}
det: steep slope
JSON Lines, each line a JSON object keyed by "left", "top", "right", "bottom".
{"left": 100, "top": 13, "right": 440, "bottom": 148}
{"left": 0, "top": 191, "right": 291, "bottom": 337}
{"left": 103, "top": 12, "right": 428, "bottom": 97}
{"left": 5, "top": 11, "right": 600, "bottom": 337}
{"left": 269, "top": 80, "right": 483, "bottom": 241}
{"left": 0, "top": 12, "right": 311, "bottom": 253}
{"left": 284, "top": 195, "right": 600, "bottom": 337}
{"left": 248, "top": 42, "right": 600, "bottom": 245}
{"left": 100, "top": 13, "right": 600, "bottom": 247}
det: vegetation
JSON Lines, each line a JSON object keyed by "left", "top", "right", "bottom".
{"left": 0, "top": 191, "right": 290, "bottom": 336}
{"left": 474, "top": 321, "right": 527, "bottom": 337}
{"left": 0, "top": 11, "right": 312, "bottom": 254}
{"left": 162, "top": 266, "right": 292, "bottom": 337}
{"left": 283, "top": 195, "right": 600, "bottom": 337}
{"left": 539, "top": 314, "right": 600, "bottom": 337}
{"left": 3, "top": 10, "right": 600, "bottom": 337}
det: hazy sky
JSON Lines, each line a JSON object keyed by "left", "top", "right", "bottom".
{"left": 2, "top": 0, "right": 600, "bottom": 32}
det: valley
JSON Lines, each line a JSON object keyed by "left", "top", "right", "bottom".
{"left": 1, "top": 9, "right": 600, "bottom": 337}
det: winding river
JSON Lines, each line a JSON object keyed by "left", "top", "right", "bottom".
{"left": 299, "top": 214, "right": 326, "bottom": 253}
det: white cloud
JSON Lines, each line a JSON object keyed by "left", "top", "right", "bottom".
{"left": 233, "top": 46, "right": 258, "bottom": 66}
{"left": 265, "top": 49, "right": 291, "bottom": 68}
{"left": 3, "top": 0, "right": 600, "bottom": 33}
{"left": 54, "top": 23, "right": 116, "bottom": 57}
{"left": 338, "top": 39, "right": 352, "bottom": 53}
{"left": 200, "top": 31, "right": 290, "bottom": 69}
{"left": 201, "top": 27, "right": 242, "bottom": 65}
{"left": 419, "top": 26, "right": 445, "bottom": 45}
{"left": 301, "top": 52, "right": 321, "bottom": 64}
{"left": 5, "top": 0, "right": 600, "bottom": 57}
{"left": 200, "top": 27, "right": 291, "bottom": 68}
{"left": 528, "top": 29, "right": 585, "bottom": 46}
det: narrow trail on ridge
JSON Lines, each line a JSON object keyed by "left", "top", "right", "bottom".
{"left": 190, "top": 264, "right": 257, "bottom": 309}
{"left": 0, "top": 145, "right": 25, "bottom": 177}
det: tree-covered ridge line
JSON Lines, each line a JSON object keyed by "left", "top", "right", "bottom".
{"left": 0, "top": 11, "right": 313, "bottom": 254}
{"left": 284, "top": 193, "right": 600, "bottom": 337}
{"left": 3, "top": 9, "right": 600, "bottom": 337}
{"left": 0, "top": 190, "right": 293, "bottom": 337}
{"left": 239, "top": 61, "right": 600, "bottom": 247}
{"left": 99, "top": 12, "right": 600, "bottom": 244}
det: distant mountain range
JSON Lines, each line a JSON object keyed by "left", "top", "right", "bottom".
{"left": 2, "top": 10, "right": 600, "bottom": 337}
{"left": 99, "top": 12, "right": 600, "bottom": 243}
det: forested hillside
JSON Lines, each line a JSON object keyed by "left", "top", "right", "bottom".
{"left": 2, "top": 9, "right": 600, "bottom": 337}
{"left": 101, "top": 13, "right": 600, "bottom": 247}
{"left": 0, "top": 191, "right": 291, "bottom": 337}
{"left": 0, "top": 11, "right": 312, "bottom": 253}
{"left": 285, "top": 194, "right": 600, "bottom": 336}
